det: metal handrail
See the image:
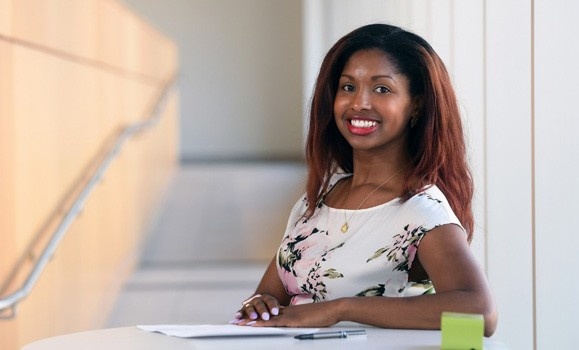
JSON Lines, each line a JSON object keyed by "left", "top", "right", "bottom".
{"left": 0, "top": 74, "right": 177, "bottom": 318}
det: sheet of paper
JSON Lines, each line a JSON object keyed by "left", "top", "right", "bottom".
{"left": 137, "top": 324, "right": 320, "bottom": 338}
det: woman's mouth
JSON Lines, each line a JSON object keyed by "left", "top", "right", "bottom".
{"left": 347, "top": 118, "right": 380, "bottom": 135}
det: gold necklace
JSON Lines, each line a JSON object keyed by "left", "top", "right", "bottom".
{"left": 340, "top": 166, "right": 407, "bottom": 233}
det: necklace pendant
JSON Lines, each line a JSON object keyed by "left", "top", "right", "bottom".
{"left": 341, "top": 222, "right": 349, "bottom": 233}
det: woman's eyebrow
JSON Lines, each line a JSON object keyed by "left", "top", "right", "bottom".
{"left": 339, "top": 73, "right": 397, "bottom": 81}
{"left": 372, "top": 74, "right": 395, "bottom": 80}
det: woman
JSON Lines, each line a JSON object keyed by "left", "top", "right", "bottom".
{"left": 232, "top": 23, "right": 497, "bottom": 336}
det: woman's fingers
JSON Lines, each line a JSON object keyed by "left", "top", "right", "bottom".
{"left": 257, "top": 294, "right": 282, "bottom": 319}
{"left": 250, "top": 297, "right": 272, "bottom": 320}
{"left": 235, "top": 294, "right": 282, "bottom": 322}
{"left": 263, "top": 294, "right": 281, "bottom": 316}
{"left": 243, "top": 302, "right": 260, "bottom": 320}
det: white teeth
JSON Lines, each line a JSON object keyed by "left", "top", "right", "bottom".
{"left": 350, "top": 119, "right": 377, "bottom": 128}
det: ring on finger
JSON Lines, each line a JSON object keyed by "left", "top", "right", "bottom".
{"left": 242, "top": 294, "right": 262, "bottom": 306}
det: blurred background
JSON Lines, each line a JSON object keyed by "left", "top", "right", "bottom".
{"left": 1, "top": 1, "right": 577, "bottom": 349}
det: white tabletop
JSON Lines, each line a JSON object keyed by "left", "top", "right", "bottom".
{"left": 23, "top": 325, "right": 508, "bottom": 350}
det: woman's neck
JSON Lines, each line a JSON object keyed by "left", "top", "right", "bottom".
{"left": 350, "top": 152, "right": 410, "bottom": 186}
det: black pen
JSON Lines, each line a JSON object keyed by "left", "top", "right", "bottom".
{"left": 294, "top": 329, "right": 367, "bottom": 340}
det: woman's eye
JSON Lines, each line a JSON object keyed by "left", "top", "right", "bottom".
{"left": 374, "top": 86, "right": 390, "bottom": 93}
{"left": 341, "top": 84, "right": 355, "bottom": 92}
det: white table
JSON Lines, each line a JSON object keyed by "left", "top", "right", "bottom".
{"left": 23, "top": 325, "right": 508, "bottom": 350}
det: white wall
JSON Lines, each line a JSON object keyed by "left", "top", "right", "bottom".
{"left": 534, "top": 0, "right": 579, "bottom": 348}
{"left": 122, "top": 0, "right": 304, "bottom": 161}
{"left": 485, "top": 1, "right": 534, "bottom": 348}
{"left": 303, "top": 0, "right": 578, "bottom": 349}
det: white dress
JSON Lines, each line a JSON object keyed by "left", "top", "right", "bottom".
{"left": 275, "top": 173, "right": 463, "bottom": 305}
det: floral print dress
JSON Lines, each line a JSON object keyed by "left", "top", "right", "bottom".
{"left": 276, "top": 173, "right": 463, "bottom": 305}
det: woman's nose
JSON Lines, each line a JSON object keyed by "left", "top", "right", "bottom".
{"left": 351, "top": 90, "right": 371, "bottom": 111}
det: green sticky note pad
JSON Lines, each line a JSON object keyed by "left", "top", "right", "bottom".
{"left": 441, "top": 312, "right": 484, "bottom": 350}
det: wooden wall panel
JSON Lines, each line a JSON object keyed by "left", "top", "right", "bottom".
{"left": 0, "top": 0, "right": 178, "bottom": 348}
{"left": 11, "top": 0, "right": 100, "bottom": 60}
{"left": 0, "top": 38, "right": 18, "bottom": 350}
{"left": 97, "top": 0, "right": 176, "bottom": 81}
{"left": 0, "top": 0, "right": 12, "bottom": 36}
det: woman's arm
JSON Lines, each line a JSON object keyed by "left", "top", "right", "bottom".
{"left": 248, "top": 224, "right": 498, "bottom": 337}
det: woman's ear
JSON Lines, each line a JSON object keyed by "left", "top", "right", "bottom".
{"left": 412, "top": 95, "right": 424, "bottom": 117}
{"left": 410, "top": 95, "right": 424, "bottom": 128}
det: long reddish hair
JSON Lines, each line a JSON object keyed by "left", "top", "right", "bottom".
{"left": 304, "top": 23, "right": 474, "bottom": 241}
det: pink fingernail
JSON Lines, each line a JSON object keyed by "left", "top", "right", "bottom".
{"left": 235, "top": 312, "right": 243, "bottom": 319}
{"left": 250, "top": 312, "right": 258, "bottom": 320}
{"left": 228, "top": 319, "right": 242, "bottom": 324}
{"left": 246, "top": 321, "right": 257, "bottom": 326}
{"left": 261, "top": 312, "right": 270, "bottom": 321}
{"left": 271, "top": 307, "right": 279, "bottom": 315}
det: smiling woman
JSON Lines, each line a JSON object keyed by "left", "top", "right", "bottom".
{"left": 230, "top": 23, "right": 498, "bottom": 337}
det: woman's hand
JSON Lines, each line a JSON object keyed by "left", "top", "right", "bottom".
{"left": 232, "top": 293, "right": 282, "bottom": 323}
{"left": 235, "top": 300, "right": 343, "bottom": 328}
{"left": 233, "top": 296, "right": 340, "bottom": 327}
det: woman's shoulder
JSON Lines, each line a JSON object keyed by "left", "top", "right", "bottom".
{"left": 410, "top": 185, "right": 449, "bottom": 205}
{"left": 401, "top": 185, "right": 461, "bottom": 229}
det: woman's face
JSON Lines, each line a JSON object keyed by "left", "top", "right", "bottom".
{"left": 333, "top": 49, "right": 419, "bottom": 156}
